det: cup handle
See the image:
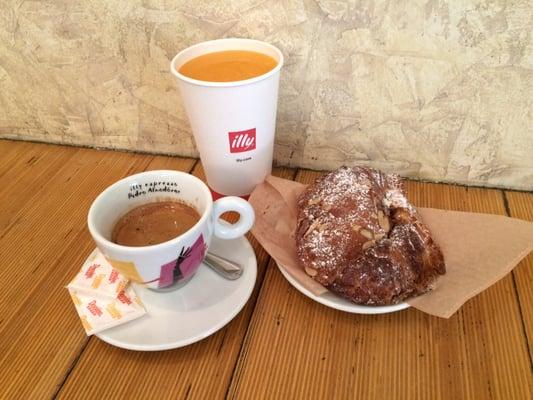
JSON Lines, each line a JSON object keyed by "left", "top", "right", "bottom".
{"left": 212, "top": 197, "right": 255, "bottom": 240}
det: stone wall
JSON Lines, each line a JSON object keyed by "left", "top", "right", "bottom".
{"left": 1, "top": 0, "right": 532, "bottom": 189}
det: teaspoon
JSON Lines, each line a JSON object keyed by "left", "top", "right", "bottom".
{"left": 203, "top": 252, "right": 243, "bottom": 280}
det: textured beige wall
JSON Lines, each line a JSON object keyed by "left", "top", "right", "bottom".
{"left": 1, "top": 0, "right": 532, "bottom": 189}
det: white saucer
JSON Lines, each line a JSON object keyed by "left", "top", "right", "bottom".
{"left": 277, "top": 264, "right": 409, "bottom": 315}
{"left": 96, "top": 235, "right": 257, "bottom": 351}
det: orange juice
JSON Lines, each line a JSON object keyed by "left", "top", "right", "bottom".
{"left": 178, "top": 50, "right": 277, "bottom": 82}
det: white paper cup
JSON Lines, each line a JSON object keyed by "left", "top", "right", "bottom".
{"left": 170, "top": 38, "right": 284, "bottom": 198}
{"left": 88, "top": 170, "right": 255, "bottom": 290}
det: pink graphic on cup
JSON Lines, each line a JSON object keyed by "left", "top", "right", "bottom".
{"left": 158, "top": 235, "right": 207, "bottom": 288}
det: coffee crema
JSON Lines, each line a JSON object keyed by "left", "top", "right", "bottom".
{"left": 178, "top": 50, "right": 277, "bottom": 82}
{"left": 112, "top": 201, "right": 201, "bottom": 247}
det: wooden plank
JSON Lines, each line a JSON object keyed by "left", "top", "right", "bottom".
{"left": 57, "top": 164, "right": 297, "bottom": 400}
{"left": 0, "top": 142, "right": 80, "bottom": 230}
{"left": 0, "top": 140, "right": 36, "bottom": 176}
{"left": 228, "top": 170, "right": 532, "bottom": 400}
{"left": 0, "top": 143, "right": 196, "bottom": 399}
{"left": 504, "top": 190, "right": 533, "bottom": 363}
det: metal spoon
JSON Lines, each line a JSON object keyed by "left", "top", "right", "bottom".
{"left": 203, "top": 252, "right": 243, "bottom": 280}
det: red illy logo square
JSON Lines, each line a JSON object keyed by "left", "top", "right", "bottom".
{"left": 228, "top": 128, "right": 256, "bottom": 153}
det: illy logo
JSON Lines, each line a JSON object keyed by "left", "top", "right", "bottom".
{"left": 228, "top": 128, "right": 256, "bottom": 153}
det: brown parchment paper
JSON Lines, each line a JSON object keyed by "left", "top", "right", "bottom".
{"left": 249, "top": 175, "right": 533, "bottom": 318}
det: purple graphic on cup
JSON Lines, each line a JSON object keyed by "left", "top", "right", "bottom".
{"left": 158, "top": 235, "right": 207, "bottom": 288}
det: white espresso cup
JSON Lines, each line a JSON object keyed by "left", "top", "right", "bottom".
{"left": 170, "top": 38, "right": 284, "bottom": 198}
{"left": 87, "top": 170, "right": 255, "bottom": 290}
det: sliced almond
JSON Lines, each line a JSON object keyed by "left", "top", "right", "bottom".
{"left": 317, "top": 223, "right": 328, "bottom": 232}
{"left": 360, "top": 228, "right": 374, "bottom": 239}
{"left": 322, "top": 203, "right": 332, "bottom": 211}
{"left": 308, "top": 198, "right": 321, "bottom": 206}
{"left": 305, "top": 266, "right": 318, "bottom": 277}
{"left": 352, "top": 224, "right": 361, "bottom": 232}
{"left": 378, "top": 210, "right": 390, "bottom": 232}
{"left": 374, "top": 233, "right": 385, "bottom": 241}
{"left": 362, "top": 240, "right": 375, "bottom": 250}
{"left": 303, "top": 219, "right": 321, "bottom": 237}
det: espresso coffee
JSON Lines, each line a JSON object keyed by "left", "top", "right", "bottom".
{"left": 178, "top": 50, "right": 277, "bottom": 82}
{"left": 112, "top": 201, "right": 200, "bottom": 247}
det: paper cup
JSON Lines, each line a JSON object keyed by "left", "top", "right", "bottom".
{"left": 170, "top": 38, "right": 284, "bottom": 198}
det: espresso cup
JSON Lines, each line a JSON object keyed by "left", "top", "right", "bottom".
{"left": 88, "top": 170, "right": 255, "bottom": 290}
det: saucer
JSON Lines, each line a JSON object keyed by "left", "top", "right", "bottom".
{"left": 277, "top": 264, "right": 409, "bottom": 315}
{"left": 96, "top": 235, "right": 257, "bottom": 351}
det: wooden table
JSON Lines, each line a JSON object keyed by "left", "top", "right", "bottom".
{"left": 0, "top": 140, "right": 531, "bottom": 399}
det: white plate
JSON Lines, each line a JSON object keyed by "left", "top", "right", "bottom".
{"left": 277, "top": 264, "right": 409, "bottom": 314}
{"left": 96, "top": 235, "right": 257, "bottom": 351}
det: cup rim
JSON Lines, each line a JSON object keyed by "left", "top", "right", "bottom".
{"left": 87, "top": 170, "right": 212, "bottom": 253}
{"left": 170, "top": 38, "right": 284, "bottom": 88}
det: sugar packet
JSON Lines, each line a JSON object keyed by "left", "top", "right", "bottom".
{"left": 67, "top": 249, "right": 146, "bottom": 335}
